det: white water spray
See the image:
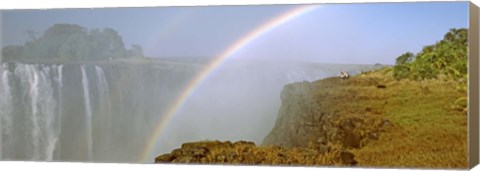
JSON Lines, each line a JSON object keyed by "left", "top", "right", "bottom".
{"left": 81, "top": 65, "right": 93, "bottom": 161}
{"left": 95, "top": 65, "right": 110, "bottom": 124}
{"left": 15, "top": 64, "right": 42, "bottom": 160}
{"left": 94, "top": 65, "right": 111, "bottom": 152}
{"left": 13, "top": 64, "right": 60, "bottom": 160}
{"left": 39, "top": 66, "right": 57, "bottom": 161}
{"left": 0, "top": 63, "right": 13, "bottom": 159}
{"left": 54, "top": 65, "right": 63, "bottom": 159}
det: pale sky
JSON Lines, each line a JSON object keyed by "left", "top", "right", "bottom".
{"left": 1, "top": 2, "right": 469, "bottom": 64}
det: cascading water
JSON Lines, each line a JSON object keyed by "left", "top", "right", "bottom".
{"left": 54, "top": 65, "right": 63, "bottom": 159}
{"left": 94, "top": 65, "right": 112, "bottom": 158}
{"left": 15, "top": 64, "right": 41, "bottom": 160}
{"left": 81, "top": 65, "right": 93, "bottom": 161}
{"left": 0, "top": 60, "right": 372, "bottom": 163}
{"left": 95, "top": 65, "right": 110, "bottom": 128}
{"left": 0, "top": 63, "right": 13, "bottom": 160}
{"left": 38, "top": 65, "right": 57, "bottom": 161}
{"left": 9, "top": 63, "right": 61, "bottom": 161}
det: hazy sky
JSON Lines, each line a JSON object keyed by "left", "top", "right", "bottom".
{"left": 1, "top": 2, "right": 468, "bottom": 64}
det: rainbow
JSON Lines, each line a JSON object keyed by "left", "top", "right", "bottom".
{"left": 139, "top": 4, "right": 320, "bottom": 163}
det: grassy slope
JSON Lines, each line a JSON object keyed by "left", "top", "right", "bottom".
{"left": 323, "top": 68, "right": 468, "bottom": 168}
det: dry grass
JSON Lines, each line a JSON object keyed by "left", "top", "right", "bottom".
{"left": 337, "top": 71, "right": 468, "bottom": 169}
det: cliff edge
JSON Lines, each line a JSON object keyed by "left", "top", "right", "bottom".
{"left": 155, "top": 68, "right": 467, "bottom": 168}
{"left": 262, "top": 68, "right": 467, "bottom": 168}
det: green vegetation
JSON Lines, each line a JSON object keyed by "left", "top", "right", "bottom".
{"left": 392, "top": 28, "right": 467, "bottom": 84}
{"left": 2, "top": 23, "right": 145, "bottom": 62}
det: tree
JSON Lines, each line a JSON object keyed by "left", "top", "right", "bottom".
{"left": 58, "top": 31, "right": 92, "bottom": 60}
{"left": 393, "top": 64, "right": 410, "bottom": 80}
{"left": 392, "top": 28, "right": 467, "bottom": 81}
{"left": 2, "top": 45, "right": 24, "bottom": 61}
{"left": 127, "top": 44, "right": 144, "bottom": 58}
{"left": 100, "top": 28, "right": 127, "bottom": 59}
{"left": 2, "top": 23, "right": 144, "bottom": 62}
{"left": 395, "top": 52, "right": 414, "bottom": 65}
{"left": 23, "top": 30, "right": 39, "bottom": 41}
{"left": 40, "top": 24, "right": 87, "bottom": 59}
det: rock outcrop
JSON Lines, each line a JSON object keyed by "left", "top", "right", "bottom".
{"left": 155, "top": 74, "right": 393, "bottom": 166}
{"left": 262, "top": 77, "right": 391, "bottom": 151}
{"left": 262, "top": 81, "right": 325, "bottom": 148}
{"left": 155, "top": 140, "right": 357, "bottom": 166}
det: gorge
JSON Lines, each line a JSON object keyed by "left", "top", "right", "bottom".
{"left": 0, "top": 59, "right": 374, "bottom": 163}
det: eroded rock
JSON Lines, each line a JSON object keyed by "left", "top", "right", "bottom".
{"left": 155, "top": 140, "right": 357, "bottom": 166}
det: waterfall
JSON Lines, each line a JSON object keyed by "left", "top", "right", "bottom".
{"left": 38, "top": 65, "right": 57, "bottom": 161}
{"left": 94, "top": 65, "right": 111, "bottom": 156}
{"left": 15, "top": 64, "right": 41, "bottom": 160}
{"left": 0, "top": 61, "right": 366, "bottom": 163}
{"left": 12, "top": 63, "right": 59, "bottom": 161}
{"left": 54, "top": 65, "right": 63, "bottom": 159}
{"left": 95, "top": 65, "right": 110, "bottom": 125}
{"left": 0, "top": 63, "right": 13, "bottom": 159}
{"left": 81, "top": 65, "right": 93, "bottom": 161}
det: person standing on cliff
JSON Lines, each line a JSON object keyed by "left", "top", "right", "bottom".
{"left": 339, "top": 71, "right": 349, "bottom": 80}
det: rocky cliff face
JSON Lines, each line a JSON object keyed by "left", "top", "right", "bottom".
{"left": 155, "top": 74, "right": 393, "bottom": 166}
{"left": 262, "top": 81, "right": 324, "bottom": 148}
{"left": 262, "top": 76, "right": 392, "bottom": 151}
